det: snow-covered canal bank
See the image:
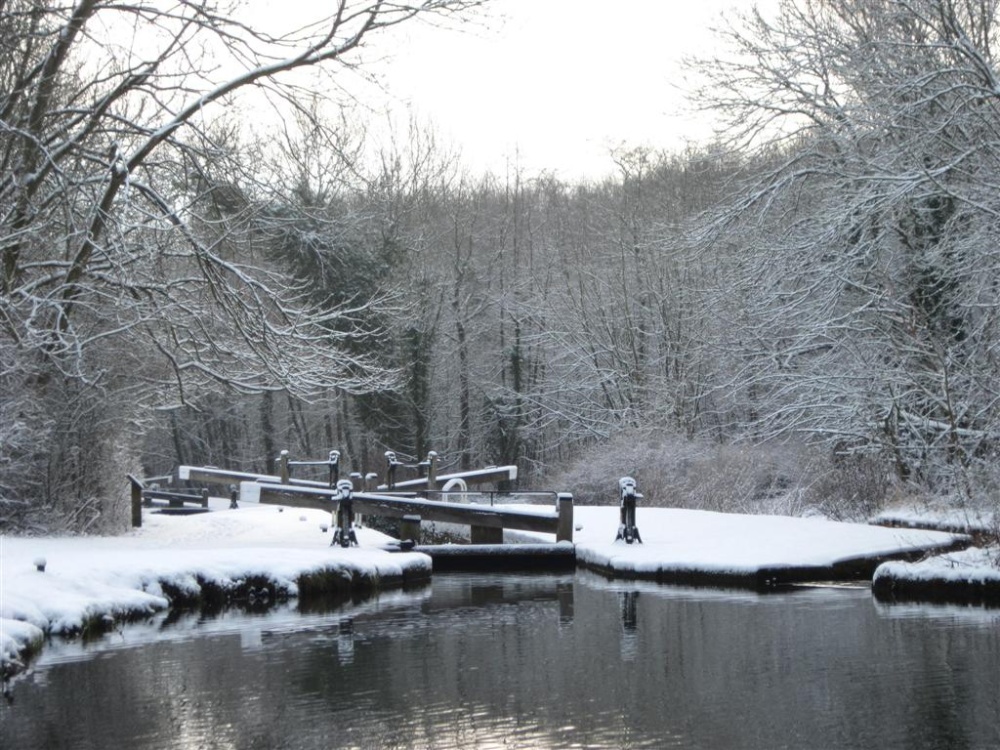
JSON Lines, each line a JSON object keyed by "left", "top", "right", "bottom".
{"left": 566, "top": 505, "right": 966, "bottom": 586}
{"left": 6, "top": 571, "right": 1000, "bottom": 750}
{"left": 1, "top": 500, "right": 430, "bottom": 677}
{"left": 0, "top": 499, "right": 987, "bottom": 678}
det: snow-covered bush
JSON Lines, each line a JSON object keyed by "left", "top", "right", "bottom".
{"left": 541, "top": 429, "right": 892, "bottom": 521}
{"left": 0, "top": 360, "right": 141, "bottom": 534}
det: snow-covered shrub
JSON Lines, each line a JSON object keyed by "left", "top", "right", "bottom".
{"left": 949, "top": 460, "right": 1000, "bottom": 552}
{"left": 0, "top": 347, "right": 63, "bottom": 533}
{"left": 0, "top": 383, "right": 53, "bottom": 532}
{"left": 804, "top": 453, "right": 891, "bottom": 521}
{"left": 0, "top": 360, "right": 142, "bottom": 534}
{"left": 541, "top": 429, "right": 891, "bottom": 520}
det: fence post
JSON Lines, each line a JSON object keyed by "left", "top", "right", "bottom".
{"left": 557, "top": 493, "right": 574, "bottom": 542}
{"left": 426, "top": 450, "right": 439, "bottom": 492}
{"left": 278, "top": 450, "right": 290, "bottom": 484}
{"left": 385, "top": 451, "right": 399, "bottom": 489}
{"left": 327, "top": 449, "right": 341, "bottom": 488}
{"left": 128, "top": 475, "right": 143, "bottom": 528}
{"left": 400, "top": 514, "right": 421, "bottom": 544}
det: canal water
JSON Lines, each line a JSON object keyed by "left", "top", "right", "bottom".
{"left": 3, "top": 571, "right": 1000, "bottom": 749}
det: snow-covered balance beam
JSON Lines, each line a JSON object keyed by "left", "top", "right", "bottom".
{"left": 177, "top": 465, "right": 329, "bottom": 489}
{"left": 239, "top": 481, "right": 573, "bottom": 543}
{"left": 177, "top": 463, "right": 518, "bottom": 493}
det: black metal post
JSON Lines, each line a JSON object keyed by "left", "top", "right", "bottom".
{"left": 332, "top": 478, "right": 358, "bottom": 548}
{"left": 615, "top": 476, "right": 642, "bottom": 544}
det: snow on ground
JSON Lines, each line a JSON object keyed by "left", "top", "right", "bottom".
{"left": 564, "top": 506, "right": 965, "bottom": 577}
{"left": 1, "top": 499, "right": 427, "bottom": 676}
{"left": 872, "top": 502, "right": 996, "bottom": 535}
{"left": 0, "top": 498, "right": 987, "bottom": 677}
{"left": 866, "top": 502, "right": 999, "bottom": 596}
{"left": 874, "top": 545, "right": 1000, "bottom": 585}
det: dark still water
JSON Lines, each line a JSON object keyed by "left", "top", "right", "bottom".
{"left": 3, "top": 572, "right": 1000, "bottom": 750}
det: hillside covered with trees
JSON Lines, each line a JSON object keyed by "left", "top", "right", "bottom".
{"left": 3, "top": 0, "right": 999, "bottom": 533}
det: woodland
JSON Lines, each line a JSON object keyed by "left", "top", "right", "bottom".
{"left": 3, "top": 0, "right": 1000, "bottom": 532}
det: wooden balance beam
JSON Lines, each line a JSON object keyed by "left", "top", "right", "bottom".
{"left": 176, "top": 465, "right": 329, "bottom": 488}
{"left": 238, "top": 480, "right": 574, "bottom": 543}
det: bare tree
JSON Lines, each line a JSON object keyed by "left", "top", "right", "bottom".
{"left": 0, "top": 0, "right": 487, "bottom": 529}
{"left": 690, "top": 0, "right": 1000, "bottom": 499}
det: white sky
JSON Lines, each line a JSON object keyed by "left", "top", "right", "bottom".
{"left": 359, "top": 0, "right": 759, "bottom": 182}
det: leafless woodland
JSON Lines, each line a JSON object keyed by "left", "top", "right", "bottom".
{"left": 3, "top": 0, "right": 1000, "bottom": 531}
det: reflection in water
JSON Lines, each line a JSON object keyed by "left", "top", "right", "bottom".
{"left": 337, "top": 618, "right": 355, "bottom": 666}
{"left": 3, "top": 572, "right": 1000, "bottom": 750}
{"left": 619, "top": 590, "right": 639, "bottom": 662}
{"left": 557, "top": 581, "right": 574, "bottom": 626}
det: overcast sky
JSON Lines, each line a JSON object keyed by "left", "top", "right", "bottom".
{"left": 360, "top": 0, "right": 760, "bottom": 182}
